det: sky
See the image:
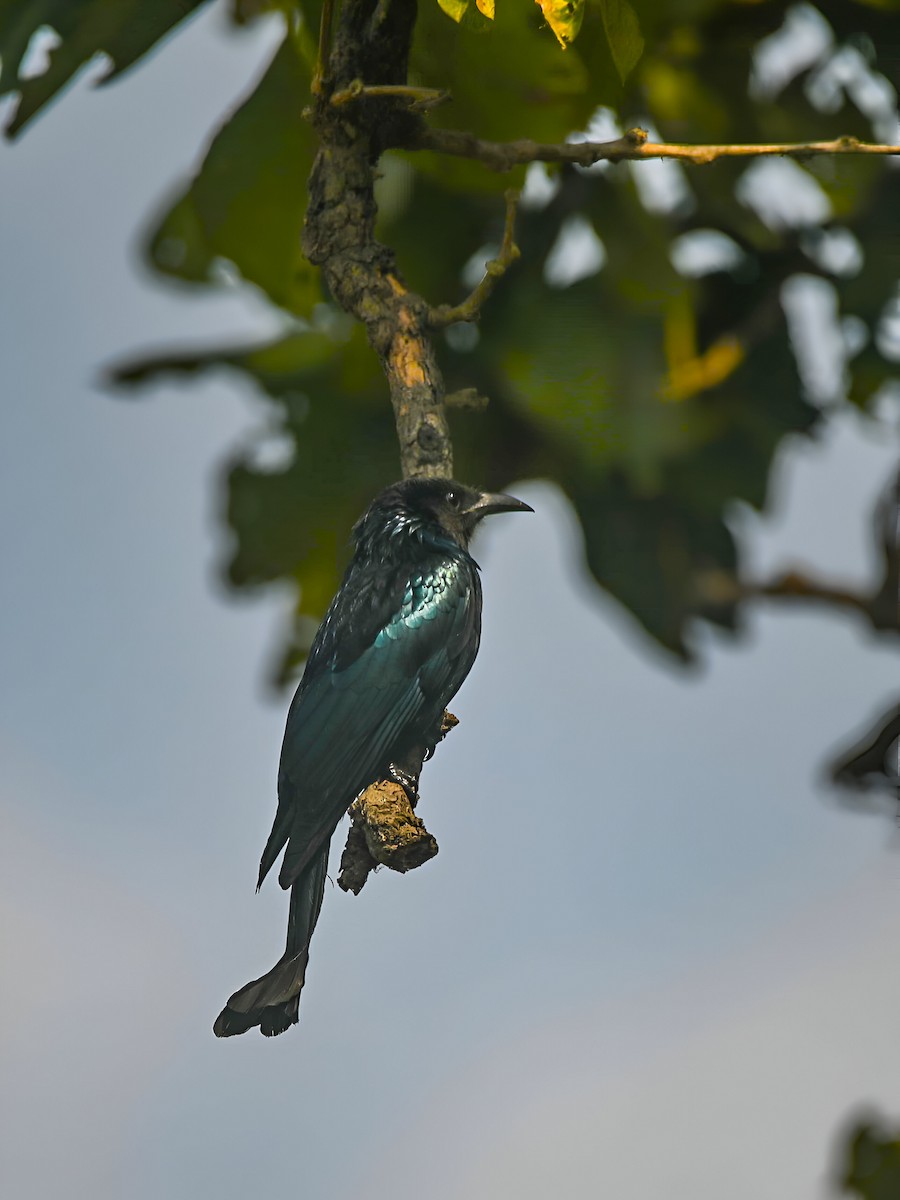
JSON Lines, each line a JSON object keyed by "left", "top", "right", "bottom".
{"left": 2, "top": 5, "right": 900, "bottom": 1199}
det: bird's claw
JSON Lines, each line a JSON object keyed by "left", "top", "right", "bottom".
{"left": 388, "top": 764, "right": 420, "bottom": 804}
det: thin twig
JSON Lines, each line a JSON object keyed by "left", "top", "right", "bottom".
{"left": 697, "top": 567, "right": 891, "bottom": 629}
{"left": 412, "top": 126, "right": 900, "bottom": 171}
{"left": 746, "top": 571, "right": 874, "bottom": 616}
{"left": 428, "top": 190, "right": 521, "bottom": 328}
{"left": 444, "top": 387, "right": 490, "bottom": 409}
{"left": 331, "top": 82, "right": 450, "bottom": 110}
{"left": 735, "top": 465, "right": 900, "bottom": 632}
{"left": 312, "top": 0, "right": 337, "bottom": 96}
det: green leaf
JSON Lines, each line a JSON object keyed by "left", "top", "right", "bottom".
{"left": 570, "top": 471, "right": 739, "bottom": 657}
{"left": 108, "top": 327, "right": 344, "bottom": 395}
{"left": 597, "top": 0, "right": 644, "bottom": 82}
{"left": 641, "top": 60, "right": 729, "bottom": 138}
{"left": 837, "top": 1119, "right": 900, "bottom": 1200}
{"left": 109, "top": 321, "right": 400, "bottom": 684}
{"left": 0, "top": 0, "right": 211, "bottom": 137}
{"left": 500, "top": 276, "right": 704, "bottom": 487}
{"left": 410, "top": 0, "right": 595, "bottom": 193}
{"left": 145, "top": 31, "right": 320, "bottom": 315}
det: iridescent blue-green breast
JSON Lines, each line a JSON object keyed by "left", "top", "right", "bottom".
{"left": 376, "top": 560, "right": 469, "bottom": 643}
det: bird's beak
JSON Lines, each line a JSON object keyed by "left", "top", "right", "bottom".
{"left": 465, "top": 491, "right": 534, "bottom": 520}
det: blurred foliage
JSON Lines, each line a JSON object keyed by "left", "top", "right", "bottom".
{"left": 836, "top": 1118, "right": 900, "bottom": 1200}
{"left": 829, "top": 697, "right": 900, "bottom": 820}
{"left": 3, "top": 0, "right": 899, "bottom": 678}
{"left": 0, "top": 0, "right": 211, "bottom": 137}
{"left": 148, "top": 29, "right": 320, "bottom": 314}
{"left": 597, "top": 0, "right": 643, "bottom": 81}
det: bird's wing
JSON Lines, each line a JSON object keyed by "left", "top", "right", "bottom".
{"left": 260, "top": 559, "right": 480, "bottom": 889}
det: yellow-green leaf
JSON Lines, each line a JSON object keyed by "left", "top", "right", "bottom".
{"left": 438, "top": 0, "right": 469, "bottom": 22}
{"left": 598, "top": 0, "right": 644, "bottom": 82}
{"left": 535, "top": 0, "right": 585, "bottom": 47}
{"left": 475, "top": 0, "right": 495, "bottom": 17}
{"left": 410, "top": 0, "right": 592, "bottom": 193}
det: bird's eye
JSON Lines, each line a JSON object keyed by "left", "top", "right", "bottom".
{"left": 446, "top": 488, "right": 461, "bottom": 508}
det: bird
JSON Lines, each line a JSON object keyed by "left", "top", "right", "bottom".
{"left": 214, "top": 476, "right": 532, "bottom": 1037}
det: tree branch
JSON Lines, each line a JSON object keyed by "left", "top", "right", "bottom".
{"left": 330, "top": 82, "right": 450, "bottom": 110}
{"left": 411, "top": 125, "right": 900, "bottom": 171}
{"left": 337, "top": 782, "right": 439, "bottom": 895}
{"left": 311, "top": 0, "right": 336, "bottom": 96}
{"left": 302, "top": 0, "right": 452, "bottom": 480}
{"left": 337, "top": 712, "right": 458, "bottom": 896}
{"left": 429, "top": 189, "right": 521, "bottom": 328}
{"left": 697, "top": 568, "right": 899, "bottom": 633}
{"left": 730, "top": 467, "right": 900, "bottom": 632}
{"left": 301, "top": 0, "right": 469, "bottom": 891}
{"left": 744, "top": 571, "right": 876, "bottom": 618}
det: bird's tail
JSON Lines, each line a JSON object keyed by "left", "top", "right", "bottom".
{"left": 213, "top": 842, "right": 329, "bottom": 1038}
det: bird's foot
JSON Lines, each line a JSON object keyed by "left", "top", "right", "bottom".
{"left": 388, "top": 763, "right": 420, "bottom": 805}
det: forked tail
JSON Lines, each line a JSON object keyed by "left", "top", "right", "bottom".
{"left": 213, "top": 842, "right": 330, "bottom": 1038}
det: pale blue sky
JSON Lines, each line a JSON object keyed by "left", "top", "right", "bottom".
{"left": 2, "top": 6, "right": 899, "bottom": 1199}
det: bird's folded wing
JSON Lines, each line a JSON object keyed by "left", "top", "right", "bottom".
{"left": 262, "top": 570, "right": 479, "bottom": 889}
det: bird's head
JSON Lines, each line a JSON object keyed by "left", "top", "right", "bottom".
{"left": 355, "top": 477, "right": 533, "bottom": 554}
